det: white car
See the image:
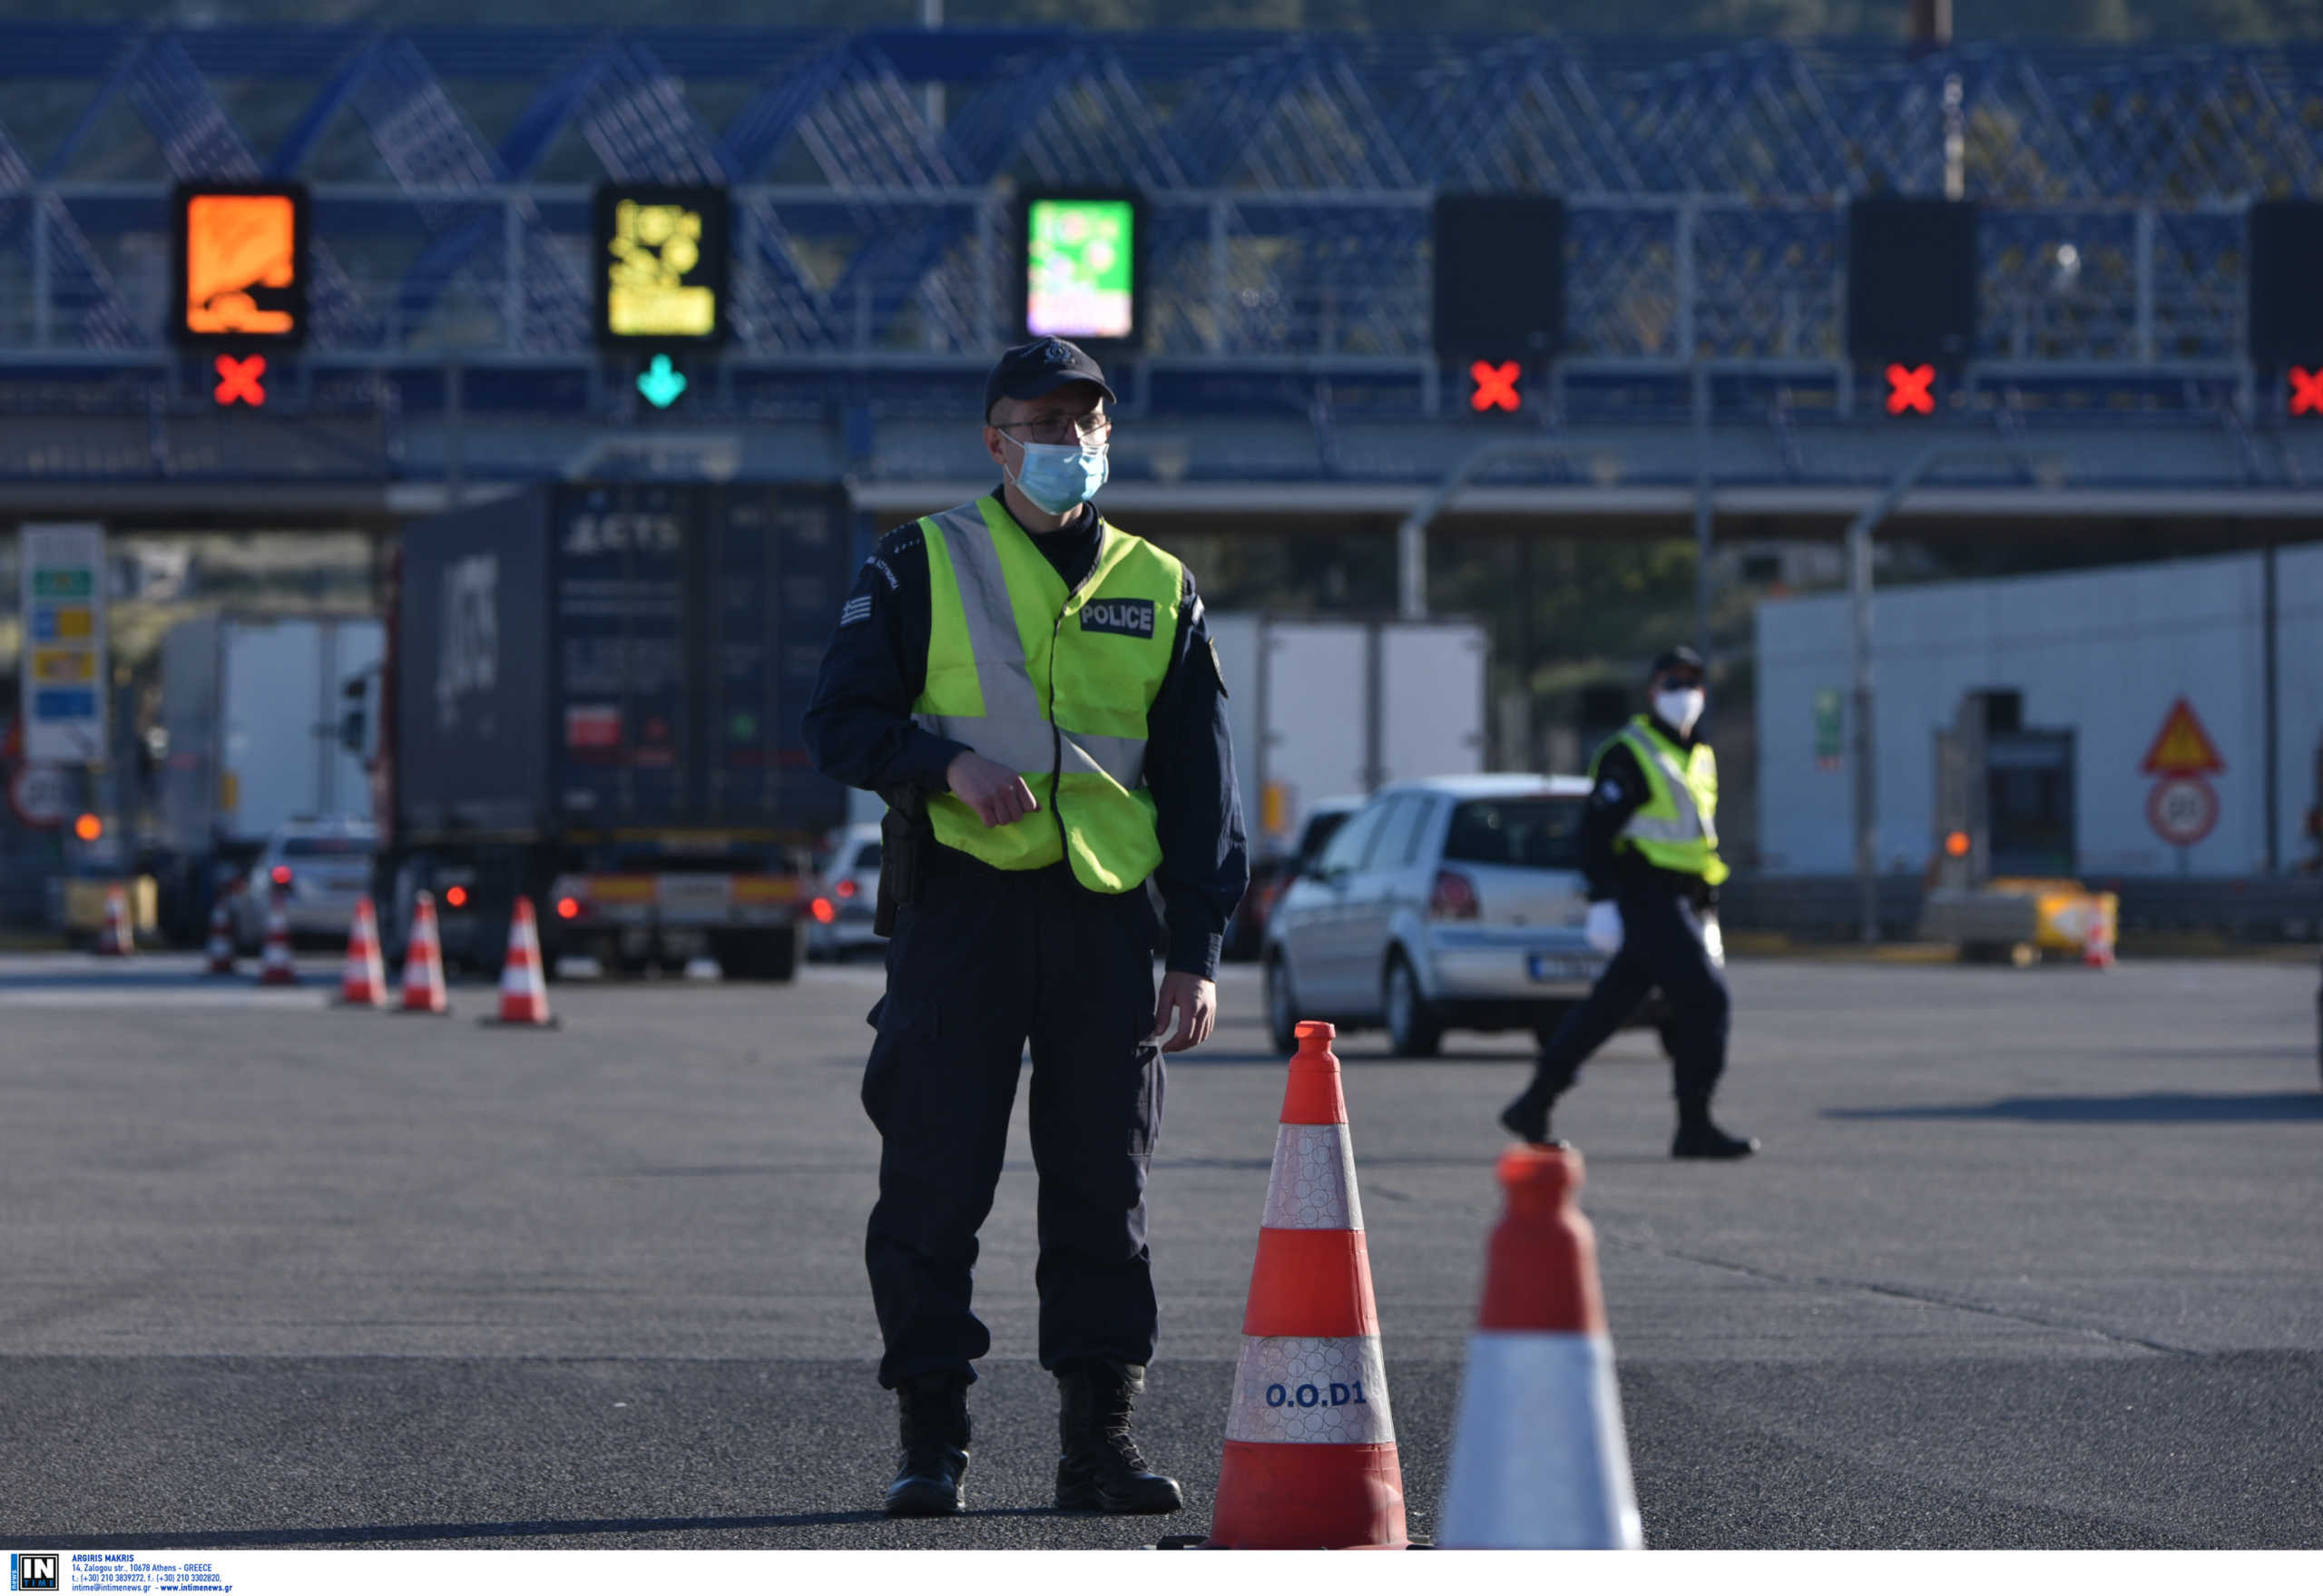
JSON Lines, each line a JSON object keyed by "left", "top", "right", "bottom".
{"left": 1260, "top": 774, "right": 1605, "bottom": 1056}
{"left": 232, "top": 818, "right": 377, "bottom": 949}
{"left": 809, "top": 822, "right": 885, "bottom": 957}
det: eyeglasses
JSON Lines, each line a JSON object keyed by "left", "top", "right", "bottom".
{"left": 995, "top": 414, "right": 1112, "bottom": 446}
{"left": 1653, "top": 676, "right": 1703, "bottom": 693}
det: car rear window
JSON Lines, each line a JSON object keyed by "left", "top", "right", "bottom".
{"left": 852, "top": 842, "right": 882, "bottom": 870}
{"left": 1296, "top": 809, "right": 1350, "bottom": 867}
{"left": 1441, "top": 798, "right": 1583, "bottom": 870}
{"left": 283, "top": 837, "right": 372, "bottom": 857}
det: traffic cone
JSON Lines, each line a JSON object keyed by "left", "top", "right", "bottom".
{"left": 2081, "top": 895, "right": 2117, "bottom": 970}
{"left": 399, "top": 891, "right": 449, "bottom": 1014}
{"left": 204, "top": 895, "right": 236, "bottom": 975}
{"left": 1203, "top": 1020, "right": 1407, "bottom": 1550}
{"left": 338, "top": 896, "right": 388, "bottom": 1008}
{"left": 1436, "top": 1144, "right": 1643, "bottom": 1550}
{"left": 94, "top": 886, "right": 133, "bottom": 956}
{"left": 257, "top": 887, "right": 299, "bottom": 985}
{"left": 482, "top": 896, "right": 555, "bottom": 1028}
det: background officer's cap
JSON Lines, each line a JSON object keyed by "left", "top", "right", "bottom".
{"left": 1649, "top": 644, "right": 1706, "bottom": 681}
{"left": 985, "top": 338, "right": 1117, "bottom": 421}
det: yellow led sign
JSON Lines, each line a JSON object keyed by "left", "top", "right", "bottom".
{"left": 594, "top": 186, "right": 730, "bottom": 347}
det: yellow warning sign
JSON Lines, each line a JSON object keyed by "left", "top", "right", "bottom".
{"left": 31, "top": 648, "right": 95, "bottom": 683}
{"left": 2139, "top": 697, "right": 2225, "bottom": 777}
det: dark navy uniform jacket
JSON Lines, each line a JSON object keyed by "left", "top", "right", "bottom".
{"left": 802, "top": 489, "right": 1249, "bottom": 979}
{"left": 1577, "top": 712, "right": 1719, "bottom": 908}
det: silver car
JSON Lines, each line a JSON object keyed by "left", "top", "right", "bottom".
{"left": 233, "top": 818, "right": 377, "bottom": 949}
{"left": 1260, "top": 774, "right": 1604, "bottom": 1056}
{"left": 808, "top": 822, "right": 885, "bottom": 958}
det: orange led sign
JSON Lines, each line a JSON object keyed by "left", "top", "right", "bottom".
{"left": 173, "top": 184, "right": 309, "bottom": 346}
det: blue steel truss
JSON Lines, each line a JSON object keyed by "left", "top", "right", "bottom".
{"left": 2, "top": 24, "right": 2319, "bottom": 363}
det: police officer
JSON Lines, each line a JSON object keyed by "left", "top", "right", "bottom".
{"left": 803, "top": 337, "right": 1248, "bottom": 1519}
{"left": 1500, "top": 645, "right": 1758, "bottom": 1160}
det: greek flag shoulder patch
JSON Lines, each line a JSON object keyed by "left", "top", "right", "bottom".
{"left": 838, "top": 593, "right": 873, "bottom": 629}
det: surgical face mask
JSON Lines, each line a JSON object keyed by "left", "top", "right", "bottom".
{"left": 1005, "top": 436, "right": 1109, "bottom": 516}
{"left": 1653, "top": 687, "right": 1705, "bottom": 737}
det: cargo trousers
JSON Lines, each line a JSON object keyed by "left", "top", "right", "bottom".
{"left": 860, "top": 847, "right": 1165, "bottom": 1390}
{"left": 1530, "top": 885, "right": 1730, "bottom": 1104}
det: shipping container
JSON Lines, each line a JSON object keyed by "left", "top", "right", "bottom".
{"left": 383, "top": 482, "right": 850, "bottom": 979}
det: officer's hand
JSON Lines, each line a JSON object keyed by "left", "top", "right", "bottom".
{"left": 947, "top": 751, "right": 1040, "bottom": 828}
{"left": 1583, "top": 900, "right": 1624, "bottom": 955}
{"left": 1153, "top": 972, "right": 1216, "bottom": 1053}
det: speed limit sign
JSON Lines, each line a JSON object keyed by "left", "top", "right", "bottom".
{"left": 7, "top": 763, "right": 70, "bottom": 829}
{"left": 2146, "top": 775, "right": 2220, "bottom": 847}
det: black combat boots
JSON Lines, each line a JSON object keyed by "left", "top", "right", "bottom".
{"left": 1671, "top": 1095, "right": 1759, "bottom": 1160}
{"left": 1053, "top": 1358, "right": 1183, "bottom": 1515}
{"left": 884, "top": 1372, "right": 971, "bottom": 1517}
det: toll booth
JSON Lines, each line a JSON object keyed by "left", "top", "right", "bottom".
{"left": 1933, "top": 690, "right": 2078, "bottom": 889}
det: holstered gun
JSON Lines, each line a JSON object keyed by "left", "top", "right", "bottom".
{"left": 873, "top": 786, "right": 927, "bottom": 938}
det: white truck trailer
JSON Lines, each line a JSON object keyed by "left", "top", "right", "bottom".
{"left": 157, "top": 613, "right": 383, "bottom": 939}
{"left": 1208, "top": 612, "right": 1489, "bottom": 860}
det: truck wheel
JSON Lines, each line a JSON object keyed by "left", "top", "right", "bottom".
{"left": 761, "top": 924, "right": 802, "bottom": 983}
{"left": 1383, "top": 953, "right": 1443, "bottom": 1058}
{"left": 720, "top": 925, "right": 802, "bottom": 983}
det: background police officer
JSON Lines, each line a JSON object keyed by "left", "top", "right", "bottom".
{"left": 1501, "top": 645, "right": 1758, "bottom": 1160}
{"left": 803, "top": 337, "right": 1248, "bottom": 1519}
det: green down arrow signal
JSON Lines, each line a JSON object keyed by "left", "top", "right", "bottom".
{"left": 637, "top": 354, "right": 689, "bottom": 409}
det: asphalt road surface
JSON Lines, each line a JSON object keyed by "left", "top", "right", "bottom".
{"left": 2, "top": 951, "right": 2318, "bottom": 1550}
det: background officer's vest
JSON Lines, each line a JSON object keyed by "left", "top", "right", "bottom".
{"left": 910, "top": 494, "right": 1182, "bottom": 893}
{"left": 1592, "top": 714, "right": 1730, "bottom": 886}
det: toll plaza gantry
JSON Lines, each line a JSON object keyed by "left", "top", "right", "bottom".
{"left": 0, "top": 23, "right": 2320, "bottom": 549}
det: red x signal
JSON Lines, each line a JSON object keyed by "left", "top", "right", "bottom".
{"left": 1884, "top": 363, "right": 1936, "bottom": 416}
{"left": 2289, "top": 366, "right": 2323, "bottom": 417}
{"left": 1468, "top": 359, "right": 1522, "bottom": 413}
{"left": 213, "top": 353, "right": 268, "bottom": 407}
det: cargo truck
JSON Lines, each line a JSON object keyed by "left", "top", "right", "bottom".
{"left": 369, "top": 482, "right": 850, "bottom": 981}
{"left": 155, "top": 613, "right": 384, "bottom": 944}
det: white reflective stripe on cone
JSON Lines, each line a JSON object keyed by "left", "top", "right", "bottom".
{"left": 1222, "top": 1335, "right": 1394, "bottom": 1445}
{"left": 1436, "top": 1331, "right": 1642, "bottom": 1550}
{"left": 1260, "top": 1123, "right": 1365, "bottom": 1231}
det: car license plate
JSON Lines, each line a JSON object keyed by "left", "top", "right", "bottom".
{"left": 1527, "top": 953, "right": 1593, "bottom": 982}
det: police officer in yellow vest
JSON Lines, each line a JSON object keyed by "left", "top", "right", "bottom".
{"left": 1502, "top": 646, "right": 1759, "bottom": 1160}
{"left": 804, "top": 338, "right": 1247, "bottom": 1520}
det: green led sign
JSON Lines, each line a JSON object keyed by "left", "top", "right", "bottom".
{"left": 1023, "top": 193, "right": 1142, "bottom": 347}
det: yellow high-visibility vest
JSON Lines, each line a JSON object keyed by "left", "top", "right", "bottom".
{"left": 911, "top": 494, "right": 1182, "bottom": 893}
{"left": 1591, "top": 715, "right": 1730, "bottom": 886}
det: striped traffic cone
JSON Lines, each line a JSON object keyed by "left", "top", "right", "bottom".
{"left": 94, "top": 886, "right": 133, "bottom": 956}
{"left": 2081, "top": 895, "right": 2117, "bottom": 970}
{"left": 481, "top": 896, "right": 555, "bottom": 1027}
{"left": 1203, "top": 1020, "right": 1407, "bottom": 1550}
{"left": 338, "top": 896, "right": 387, "bottom": 1008}
{"left": 1436, "top": 1144, "right": 1643, "bottom": 1549}
{"left": 257, "top": 887, "right": 299, "bottom": 985}
{"left": 399, "top": 891, "right": 449, "bottom": 1014}
{"left": 258, "top": 887, "right": 299, "bottom": 984}
{"left": 204, "top": 895, "right": 237, "bottom": 975}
